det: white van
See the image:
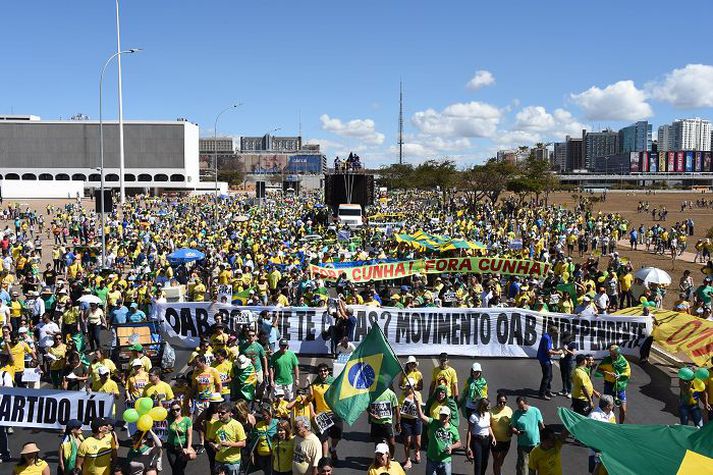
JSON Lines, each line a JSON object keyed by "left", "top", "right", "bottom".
{"left": 337, "top": 203, "right": 363, "bottom": 228}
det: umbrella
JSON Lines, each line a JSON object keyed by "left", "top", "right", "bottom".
{"left": 168, "top": 248, "right": 205, "bottom": 264}
{"left": 235, "top": 215, "right": 249, "bottom": 223}
{"left": 78, "top": 294, "right": 102, "bottom": 305}
{"left": 634, "top": 266, "right": 672, "bottom": 285}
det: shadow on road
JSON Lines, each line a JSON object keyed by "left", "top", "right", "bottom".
{"left": 638, "top": 361, "right": 679, "bottom": 417}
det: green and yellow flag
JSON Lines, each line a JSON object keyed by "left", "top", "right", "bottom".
{"left": 324, "top": 324, "right": 402, "bottom": 425}
{"left": 559, "top": 408, "right": 713, "bottom": 475}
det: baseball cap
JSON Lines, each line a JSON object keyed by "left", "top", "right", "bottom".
{"left": 130, "top": 303, "right": 139, "bottom": 309}
{"left": 131, "top": 344, "right": 144, "bottom": 352}
{"left": 279, "top": 338, "right": 289, "bottom": 347}
{"left": 471, "top": 362, "right": 482, "bottom": 372}
{"left": 439, "top": 406, "right": 451, "bottom": 416}
{"left": 97, "top": 366, "right": 110, "bottom": 376}
{"left": 406, "top": 355, "right": 418, "bottom": 366}
{"left": 375, "top": 443, "right": 390, "bottom": 454}
{"left": 131, "top": 359, "right": 143, "bottom": 367}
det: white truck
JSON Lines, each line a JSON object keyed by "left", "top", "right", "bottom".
{"left": 336, "top": 203, "right": 363, "bottom": 228}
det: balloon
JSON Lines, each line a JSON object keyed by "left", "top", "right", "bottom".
{"left": 695, "top": 367, "right": 710, "bottom": 381}
{"left": 136, "top": 414, "right": 154, "bottom": 432}
{"left": 678, "top": 367, "right": 695, "bottom": 381}
{"left": 693, "top": 379, "right": 706, "bottom": 393}
{"left": 122, "top": 408, "right": 139, "bottom": 423}
{"left": 135, "top": 398, "right": 154, "bottom": 415}
{"left": 149, "top": 406, "right": 168, "bottom": 422}
{"left": 640, "top": 296, "right": 648, "bottom": 304}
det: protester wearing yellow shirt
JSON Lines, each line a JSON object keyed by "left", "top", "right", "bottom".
{"left": 126, "top": 360, "right": 150, "bottom": 402}
{"left": 76, "top": 418, "right": 117, "bottom": 475}
{"left": 528, "top": 427, "right": 564, "bottom": 475}
{"left": 211, "top": 349, "right": 233, "bottom": 397}
{"left": 92, "top": 367, "right": 120, "bottom": 402}
{"left": 143, "top": 369, "right": 175, "bottom": 403}
{"left": 430, "top": 353, "right": 459, "bottom": 398}
{"left": 208, "top": 403, "right": 247, "bottom": 471}
{"left": 571, "top": 355, "right": 598, "bottom": 416}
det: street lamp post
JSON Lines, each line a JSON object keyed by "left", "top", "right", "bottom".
{"left": 214, "top": 104, "right": 241, "bottom": 227}
{"left": 99, "top": 48, "right": 141, "bottom": 268}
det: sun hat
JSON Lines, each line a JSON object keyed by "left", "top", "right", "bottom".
{"left": 406, "top": 355, "right": 419, "bottom": 366}
{"left": 209, "top": 393, "right": 224, "bottom": 403}
{"left": 438, "top": 406, "right": 451, "bottom": 416}
{"left": 20, "top": 442, "right": 41, "bottom": 455}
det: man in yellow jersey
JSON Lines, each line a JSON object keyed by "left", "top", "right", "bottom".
{"left": 208, "top": 402, "right": 246, "bottom": 475}
{"left": 211, "top": 349, "right": 233, "bottom": 401}
{"left": 76, "top": 418, "right": 118, "bottom": 475}
{"left": 430, "top": 353, "right": 459, "bottom": 399}
{"left": 143, "top": 368, "right": 175, "bottom": 404}
{"left": 310, "top": 363, "right": 342, "bottom": 460}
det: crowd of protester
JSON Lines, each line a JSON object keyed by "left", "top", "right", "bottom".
{"left": 0, "top": 190, "right": 711, "bottom": 475}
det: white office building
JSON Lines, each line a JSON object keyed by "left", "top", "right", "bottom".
{"left": 671, "top": 118, "right": 712, "bottom": 151}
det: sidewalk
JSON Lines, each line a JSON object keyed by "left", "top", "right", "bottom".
{"left": 616, "top": 239, "right": 701, "bottom": 265}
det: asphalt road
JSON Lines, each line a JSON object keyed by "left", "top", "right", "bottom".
{"left": 1, "top": 329, "right": 684, "bottom": 475}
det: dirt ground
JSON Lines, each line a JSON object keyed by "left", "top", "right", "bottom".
{"left": 548, "top": 190, "right": 713, "bottom": 308}
{"left": 9, "top": 190, "right": 713, "bottom": 310}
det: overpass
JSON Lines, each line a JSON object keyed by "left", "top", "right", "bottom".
{"left": 558, "top": 172, "right": 713, "bottom": 187}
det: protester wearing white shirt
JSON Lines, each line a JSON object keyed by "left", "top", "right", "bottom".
{"left": 588, "top": 395, "right": 616, "bottom": 473}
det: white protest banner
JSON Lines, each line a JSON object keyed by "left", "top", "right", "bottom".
{"left": 314, "top": 412, "right": 335, "bottom": 434}
{"left": 0, "top": 387, "right": 114, "bottom": 430}
{"left": 155, "top": 303, "right": 651, "bottom": 358}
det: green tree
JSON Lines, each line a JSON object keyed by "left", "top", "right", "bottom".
{"left": 377, "top": 163, "right": 415, "bottom": 190}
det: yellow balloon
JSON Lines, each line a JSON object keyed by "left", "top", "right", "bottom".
{"left": 149, "top": 406, "right": 168, "bottom": 422}
{"left": 136, "top": 414, "right": 154, "bottom": 432}
{"left": 693, "top": 379, "right": 706, "bottom": 393}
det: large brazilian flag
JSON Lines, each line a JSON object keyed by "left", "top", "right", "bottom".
{"left": 559, "top": 408, "right": 713, "bottom": 474}
{"left": 324, "top": 324, "right": 402, "bottom": 425}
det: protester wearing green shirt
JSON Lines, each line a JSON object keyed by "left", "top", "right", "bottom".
{"left": 416, "top": 401, "right": 461, "bottom": 474}
{"left": 166, "top": 403, "right": 194, "bottom": 475}
{"left": 511, "top": 396, "right": 545, "bottom": 475}
{"left": 269, "top": 338, "right": 299, "bottom": 399}
{"left": 369, "top": 388, "right": 400, "bottom": 456}
{"left": 240, "top": 329, "right": 267, "bottom": 384}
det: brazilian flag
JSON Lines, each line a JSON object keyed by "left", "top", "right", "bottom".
{"left": 324, "top": 325, "right": 402, "bottom": 425}
{"left": 559, "top": 408, "right": 713, "bottom": 474}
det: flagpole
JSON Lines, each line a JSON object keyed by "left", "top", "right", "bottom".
{"left": 372, "top": 322, "right": 416, "bottom": 393}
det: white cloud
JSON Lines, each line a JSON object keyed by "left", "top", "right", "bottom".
{"left": 319, "top": 114, "right": 385, "bottom": 145}
{"left": 411, "top": 101, "right": 501, "bottom": 138}
{"left": 387, "top": 135, "right": 471, "bottom": 160}
{"left": 647, "top": 64, "right": 713, "bottom": 108}
{"left": 466, "top": 70, "right": 495, "bottom": 90}
{"left": 570, "top": 80, "right": 652, "bottom": 121}
{"left": 502, "top": 106, "right": 587, "bottom": 147}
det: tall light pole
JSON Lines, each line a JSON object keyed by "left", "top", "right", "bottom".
{"left": 214, "top": 104, "right": 241, "bottom": 227}
{"left": 100, "top": 48, "right": 141, "bottom": 268}
{"left": 115, "top": 0, "right": 132, "bottom": 204}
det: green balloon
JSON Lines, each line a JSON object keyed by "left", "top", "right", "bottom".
{"left": 695, "top": 367, "right": 710, "bottom": 381}
{"left": 123, "top": 408, "right": 139, "bottom": 423}
{"left": 678, "top": 367, "right": 695, "bottom": 381}
{"left": 137, "top": 397, "right": 154, "bottom": 415}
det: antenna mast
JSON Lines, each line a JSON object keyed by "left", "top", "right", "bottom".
{"left": 399, "top": 80, "right": 404, "bottom": 164}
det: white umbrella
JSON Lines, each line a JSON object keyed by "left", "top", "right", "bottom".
{"left": 78, "top": 294, "right": 102, "bottom": 305}
{"left": 634, "top": 267, "right": 672, "bottom": 285}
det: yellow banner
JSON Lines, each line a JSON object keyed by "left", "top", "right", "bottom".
{"left": 613, "top": 307, "right": 713, "bottom": 366}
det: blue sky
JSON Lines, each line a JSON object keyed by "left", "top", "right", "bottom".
{"left": 2, "top": 0, "right": 713, "bottom": 166}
